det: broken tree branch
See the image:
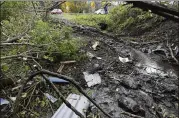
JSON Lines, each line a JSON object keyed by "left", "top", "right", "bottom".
{"left": 127, "top": 1, "right": 179, "bottom": 22}
{"left": 121, "top": 111, "right": 144, "bottom": 118}
{"left": 14, "top": 69, "right": 112, "bottom": 118}
{"left": 167, "top": 42, "right": 179, "bottom": 64}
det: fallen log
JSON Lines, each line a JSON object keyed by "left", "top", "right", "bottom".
{"left": 127, "top": 1, "right": 179, "bottom": 23}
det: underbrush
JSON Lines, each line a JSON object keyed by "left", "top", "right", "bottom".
{"left": 64, "top": 4, "right": 164, "bottom": 36}
{"left": 30, "top": 20, "right": 86, "bottom": 62}
{"left": 108, "top": 4, "right": 164, "bottom": 35}
{"left": 64, "top": 14, "right": 110, "bottom": 29}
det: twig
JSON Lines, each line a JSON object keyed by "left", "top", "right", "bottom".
{"left": 1, "top": 55, "right": 37, "bottom": 60}
{"left": 60, "top": 60, "right": 76, "bottom": 64}
{"left": 167, "top": 42, "right": 179, "bottom": 64}
{"left": 14, "top": 69, "right": 112, "bottom": 118}
{"left": 121, "top": 111, "right": 144, "bottom": 118}
{"left": 14, "top": 72, "right": 85, "bottom": 118}
{"left": 20, "top": 105, "right": 39, "bottom": 117}
{"left": 31, "top": 2, "right": 37, "bottom": 15}
{"left": 57, "top": 64, "right": 64, "bottom": 73}
{"left": 25, "top": 83, "right": 37, "bottom": 108}
{"left": 1, "top": 43, "right": 36, "bottom": 46}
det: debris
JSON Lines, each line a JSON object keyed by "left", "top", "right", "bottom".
{"left": 10, "top": 97, "right": 16, "bottom": 101}
{"left": 51, "top": 94, "right": 90, "bottom": 118}
{"left": 83, "top": 72, "right": 101, "bottom": 87}
{"left": 21, "top": 93, "right": 27, "bottom": 98}
{"left": 88, "top": 64, "right": 102, "bottom": 74}
{"left": 92, "top": 41, "right": 99, "bottom": 50}
{"left": 57, "top": 64, "right": 64, "bottom": 73}
{"left": 60, "top": 60, "right": 76, "bottom": 64}
{"left": 48, "top": 76, "right": 69, "bottom": 83}
{"left": 0, "top": 98, "right": 9, "bottom": 105}
{"left": 118, "top": 96, "right": 141, "bottom": 113}
{"left": 119, "top": 56, "right": 131, "bottom": 63}
{"left": 44, "top": 93, "right": 58, "bottom": 103}
{"left": 11, "top": 85, "right": 22, "bottom": 91}
{"left": 86, "top": 52, "right": 102, "bottom": 60}
{"left": 57, "top": 60, "right": 76, "bottom": 73}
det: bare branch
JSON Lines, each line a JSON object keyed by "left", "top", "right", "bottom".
{"left": 1, "top": 55, "right": 37, "bottom": 60}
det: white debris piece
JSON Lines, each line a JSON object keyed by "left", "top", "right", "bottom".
{"left": 83, "top": 72, "right": 101, "bottom": 87}
{"left": 119, "top": 56, "right": 131, "bottom": 63}
{"left": 44, "top": 93, "right": 58, "bottom": 103}
{"left": 0, "top": 98, "right": 9, "bottom": 105}
{"left": 86, "top": 52, "right": 102, "bottom": 60}
{"left": 10, "top": 97, "right": 16, "bottom": 101}
{"left": 51, "top": 94, "right": 90, "bottom": 118}
{"left": 92, "top": 41, "right": 99, "bottom": 50}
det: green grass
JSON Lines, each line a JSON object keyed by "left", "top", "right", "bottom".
{"left": 63, "top": 13, "right": 111, "bottom": 29}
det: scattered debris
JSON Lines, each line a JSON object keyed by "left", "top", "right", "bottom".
{"left": 10, "top": 97, "right": 16, "bottom": 101}
{"left": 86, "top": 52, "right": 102, "bottom": 60}
{"left": 92, "top": 41, "right": 99, "bottom": 50}
{"left": 44, "top": 93, "right": 58, "bottom": 103}
{"left": 51, "top": 94, "right": 90, "bottom": 118}
{"left": 57, "top": 61, "right": 76, "bottom": 73}
{"left": 48, "top": 77, "right": 69, "bottom": 83}
{"left": 0, "top": 98, "right": 9, "bottom": 105}
{"left": 83, "top": 72, "right": 101, "bottom": 87}
{"left": 119, "top": 56, "right": 132, "bottom": 63}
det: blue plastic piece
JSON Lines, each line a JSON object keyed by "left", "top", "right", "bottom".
{"left": 0, "top": 98, "right": 9, "bottom": 105}
{"left": 48, "top": 77, "right": 69, "bottom": 83}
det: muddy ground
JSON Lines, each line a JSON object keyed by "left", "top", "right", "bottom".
{"left": 50, "top": 17, "right": 179, "bottom": 118}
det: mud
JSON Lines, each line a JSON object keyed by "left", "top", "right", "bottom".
{"left": 54, "top": 17, "right": 179, "bottom": 118}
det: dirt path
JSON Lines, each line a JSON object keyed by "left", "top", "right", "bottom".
{"left": 53, "top": 16, "right": 179, "bottom": 118}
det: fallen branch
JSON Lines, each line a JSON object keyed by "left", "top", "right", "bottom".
{"left": 121, "top": 111, "right": 144, "bottom": 118}
{"left": 1, "top": 43, "right": 36, "bottom": 46}
{"left": 60, "top": 60, "right": 76, "bottom": 64}
{"left": 167, "top": 43, "right": 179, "bottom": 64}
{"left": 1, "top": 55, "right": 37, "bottom": 60}
{"left": 3, "top": 29, "right": 30, "bottom": 43}
{"left": 14, "top": 69, "right": 112, "bottom": 118}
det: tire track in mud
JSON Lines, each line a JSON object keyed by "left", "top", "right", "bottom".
{"left": 56, "top": 17, "right": 178, "bottom": 118}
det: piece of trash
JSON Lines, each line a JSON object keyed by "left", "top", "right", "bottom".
{"left": 44, "top": 93, "right": 58, "bottom": 103}
{"left": 92, "top": 41, "right": 99, "bottom": 50}
{"left": 21, "top": 93, "right": 27, "bottom": 98}
{"left": 88, "top": 64, "right": 102, "bottom": 74}
{"left": 48, "top": 77, "right": 69, "bottom": 83}
{"left": 96, "top": 57, "right": 102, "bottom": 60}
{"left": 12, "top": 85, "right": 22, "bottom": 91}
{"left": 83, "top": 72, "right": 101, "bottom": 87}
{"left": 0, "top": 98, "right": 9, "bottom": 105}
{"left": 51, "top": 94, "right": 90, "bottom": 118}
{"left": 10, "top": 97, "right": 16, "bottom": 101}
{"left": 86, "top": 52, "right": 102, "bottom": 60}
{"left": 119, "top": 56, "right": 131, "bottom": 63}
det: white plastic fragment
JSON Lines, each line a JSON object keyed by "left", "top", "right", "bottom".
{"left": 10, "top": 97, "right": 16, "bottom": 101}
{"left": 92, "top": 41, "right": 99, "bottom": 50}
{"left": 51, "top": 94, "right": 90, "bottom": 118}
{"left": 0, "top": 98, "right": 9, "bottom": 105}
{"left": 86, "top": 52, "right": 102, "bottom": 60}
{"left": 44, "top": 93, "right": 58, "bottom": 103}
{"left": 83, "top": 72, "right": 101, "bottom": 87}
{"left": 119, "top": 56, "right": 131, "bottom": 63}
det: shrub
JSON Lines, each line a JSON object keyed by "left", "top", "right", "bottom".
{"left": 108, "top": 4, "right": 157, "bottom": 34}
